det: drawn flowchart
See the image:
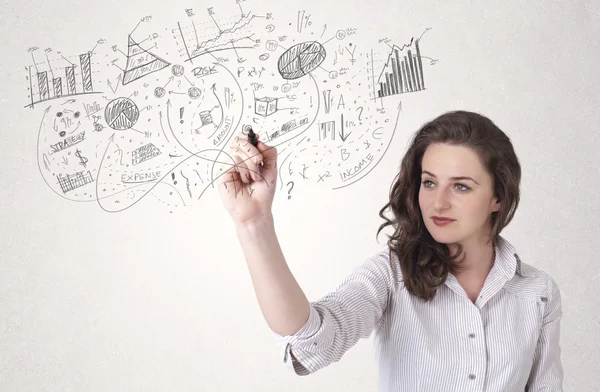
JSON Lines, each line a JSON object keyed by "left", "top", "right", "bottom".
{"left": 25, "top": 5, "right": 438, "bottom": 212}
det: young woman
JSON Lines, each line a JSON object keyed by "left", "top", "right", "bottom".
{"left": 218, "top": 111, "right": 563, "bottom": 391}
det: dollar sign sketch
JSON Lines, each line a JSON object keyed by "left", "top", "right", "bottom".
{"left": 75, "top": 149, "right": 88, "bottom": 168}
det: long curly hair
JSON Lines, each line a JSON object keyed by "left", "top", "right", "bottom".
{"left": 377, "top": 110, "right": 521, "bottom": 301}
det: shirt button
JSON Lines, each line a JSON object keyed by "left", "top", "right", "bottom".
{"left": 468, "top": 333, "right": 476, "bottom": 339}
{"left": 469, "top": 374, "right": 477, "bottom": 380}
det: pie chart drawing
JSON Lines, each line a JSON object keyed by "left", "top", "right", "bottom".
{"left": 105, "top": 97, "right": 140, "bottom": 130}
{"left": 278, "top": 41, "right": 327, "bottom": 80}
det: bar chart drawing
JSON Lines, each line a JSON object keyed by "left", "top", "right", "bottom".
{"left": 26, "top": 51, "right": 99, "bottom": 108}
{"left": 57, "top": 170, "right": 94, "bottom": 193}
{"left": 372, "top": 38, "right": 426, "bottom": 99}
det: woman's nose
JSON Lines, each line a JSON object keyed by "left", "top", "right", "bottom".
{"left": 433, "top": 188, "right": 451, "bottom": 209}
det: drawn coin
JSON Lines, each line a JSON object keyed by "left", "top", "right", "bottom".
{"left": 154, "top": 87, "right": 166, "bottom": 98}
{"left": 265, "top": 40, "right": 278, "bottom": 51}
{"left": 171, "top": 65, "right": 184, "bottom": 76}
{"left": 188, "top": 87, "right": 201, "bottom": 99}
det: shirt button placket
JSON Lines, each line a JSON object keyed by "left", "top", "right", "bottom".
{"left": 467, "top": 308, "right": 485, "bottom": 390}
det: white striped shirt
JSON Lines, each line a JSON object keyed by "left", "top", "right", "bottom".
{"left": 272, "top": 235, "right": 563, "bottom": 391}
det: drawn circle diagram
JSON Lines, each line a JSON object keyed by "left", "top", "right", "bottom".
{"left": 278, "top": 41, "right": 326, "bottom": 80}
{"left": 154, "top": 87, "right": 166, "bottom": 98}
{"left": 336, "top": 30, "right": 347, "bottom": 40}
{"left": 266, "top": 40, "right": 278, "bottom": 51}
{"left": 104, "top": 98, "right": 140, "bottom": 130}
{"left": 188, "top": 87, "right": 201, "bottom": 99}
{"left": 171, "top": 65, "right": 184, "bottom": 76}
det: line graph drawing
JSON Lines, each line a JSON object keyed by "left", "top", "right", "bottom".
{"left": 375, "top": 38, "right": 424, "bottom": 97}
{"left": 24, "top": 5, "right": 437, "bottom": 213}
{"left": 369, "top": 29, "right": 437, "bottom": 99}
{"left": 176, "top": 10, "right": 262, "bottom": 63}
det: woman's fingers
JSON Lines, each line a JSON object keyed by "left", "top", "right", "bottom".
{"left": 233, "top": 135, "right": 264, "bottom": 166}
{"left": 230, "top": 135, "right": 263, "bottom": 182}
{"left": 231, "top": 153, "right": 253, "bottom": 184}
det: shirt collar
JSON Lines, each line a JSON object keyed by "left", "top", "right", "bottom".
{"left": 495, "top": 235, "right": 531, "bottom": 279}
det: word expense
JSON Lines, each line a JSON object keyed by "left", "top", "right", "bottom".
{"left": 121, "top": 171, "right": 162, "bottom": 183}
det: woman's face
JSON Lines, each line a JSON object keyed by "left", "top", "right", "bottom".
{"left": 418, "top": 143, "right": 500, "bottom": 246}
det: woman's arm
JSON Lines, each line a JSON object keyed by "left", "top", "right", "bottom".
{"left": 235, "top": 215, "right": 311, "bottom": 337}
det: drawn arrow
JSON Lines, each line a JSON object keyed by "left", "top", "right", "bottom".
{"left": 339, "top": 128, "right": 351, "bottom": 142}
{"left": 339, "top": 113, "right": 351, "bottom": 142}
{"left": 163, "top": 76, "right": 174, "bottom": 88}
{"left": 107, "top": 74, "right": 122, "bottom": 94}
{"left": 333, "top": 100, "right": 402, "bottom": 191}
{"left": 184, "top": 75, "right": 195, "bottom": 87}
{"left": 211, "top": 83, "right": 225, "bottom": 131}
{"left": 158, "top": 111, "right": 171, "bottom": 142}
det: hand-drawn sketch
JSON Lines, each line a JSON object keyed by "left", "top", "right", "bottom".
{"left": 25, "top": 49, "right": 101, "bottom": 109}
{"left": 278, "top": 41, "right": 327, "bottom": 80}
{"left": 24, "top": 4, "right": 438, "bottom": 212}
{"left": 123, "top": 35, "right": 171, "bottom": 85}
{"left": 372, "top": 36, "right": 427, "bottom": 98}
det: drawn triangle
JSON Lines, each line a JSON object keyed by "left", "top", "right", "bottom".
{"left": 123, "top": 35, "right": 171, "bottom": 85}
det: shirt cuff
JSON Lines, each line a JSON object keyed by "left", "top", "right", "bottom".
{"left": 272, "top": 304, "right": 325, "bottom": 375}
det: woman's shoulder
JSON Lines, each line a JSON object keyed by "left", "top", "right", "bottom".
{"left": 499, "top": 238, "right": 561, "bottom": 303}
{"left": 362, "top": 245, "right": 405, "bottom": 288}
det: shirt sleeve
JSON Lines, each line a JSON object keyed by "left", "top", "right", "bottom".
{"left": 525, "top": 274, "right": 564, "bottom": 391}
{"left": 271, "top": 249, "right": 395, "bottom": 375}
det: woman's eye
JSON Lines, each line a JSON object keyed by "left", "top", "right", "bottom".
{"left": 421, "top": 180, "right": 470, "bottom": 192}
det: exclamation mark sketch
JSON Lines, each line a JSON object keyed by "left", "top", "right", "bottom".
{"left": 172, "top": 172, "right": 177, "bottom": 185}
{"left": 323, "top": 90, "right": 332, "bottom": 114}
{"left": 224, "top": 87, "right": 232, "bottom": 108}
{"left": 180, "top": 107, "right": 184, "bottom": 124}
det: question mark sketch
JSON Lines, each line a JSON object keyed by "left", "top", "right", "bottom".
{"left": 286, "top": 181, "right": 294, "bottom": 199}
{"left": 356, "top": 106, "right": 364, "bottom": 122}
{"left": 266, "top": 24, "right": 275, "bottom": 33}
{"left": 177, "top": 80, "right": 182, "bottom": 89}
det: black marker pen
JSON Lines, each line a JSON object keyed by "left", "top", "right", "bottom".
{"left": 247, "top": 127, "right": 264, "bottom": 168}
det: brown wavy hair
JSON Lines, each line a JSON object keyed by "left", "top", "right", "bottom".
{"left": 377, "top": 110, "right": 521, "bottom": 301}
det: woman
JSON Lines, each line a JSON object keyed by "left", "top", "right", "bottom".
{"left": 218, "top": 111, "right": 563, "bottom": 391}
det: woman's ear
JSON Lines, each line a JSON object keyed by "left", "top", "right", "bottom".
{"left": 491, "top": 196, "right": 501, "bottom": 212}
